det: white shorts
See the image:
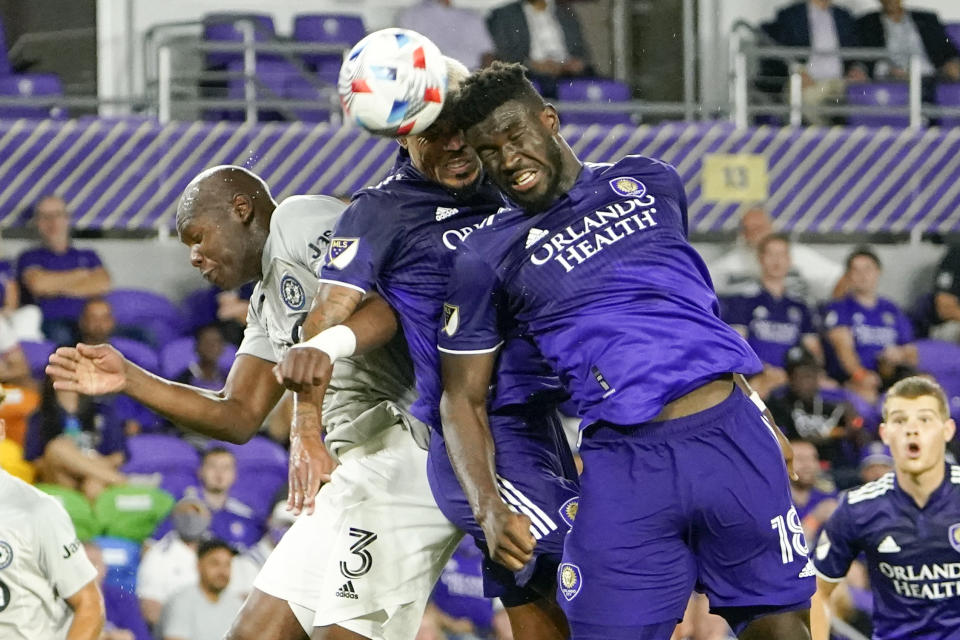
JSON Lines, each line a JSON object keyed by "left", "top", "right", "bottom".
{"left": 254, "top": 422, "right": 463, "bottom": 639}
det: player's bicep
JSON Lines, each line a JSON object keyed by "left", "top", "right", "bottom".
{"left": 441, "top": 350, "right": 498, "bottom": 408}
{"left": 811, "top": 500, "right": 857, "bottom": 581}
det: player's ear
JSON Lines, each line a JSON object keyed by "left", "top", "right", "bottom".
{"left": 397, "top": 137, "right": 410, "bottom": 150}
{"left": 878, "top": 421, "right": 890, "bottom": 446}
{"left": 945, "top": 418, "right": 956, "bottom": 443}
{"left": 540, "top": 104, "right": 560, "bottom": 134}
{"left": 232, "top": 193, "right": 254, "bottom": 224}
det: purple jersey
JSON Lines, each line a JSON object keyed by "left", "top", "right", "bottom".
{"left": 824, "top": 296, "right": 913, "bottom": 378}
{"left": 16, "top": 246, "right": 104, "bottom": 320}
{"left": 723, "top": 287, "right": 815, "bottom": 368}
{"left": 814, "top": 466, "right": 960, "bottom": 639}
{"left": 0, "top": 259, "right": 12, "bottom": 307}
{"left": 320, "top": 154, "right": 562, "bottom": 427}
{"left": 439, "top": 156, "right": 761, "bottom": 427}
{"left": 794, "top": 486, "right": 837, "bottom": 522}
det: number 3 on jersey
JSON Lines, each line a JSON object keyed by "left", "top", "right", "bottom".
{"left": 771, "top": 506, "right": 808, "bottom": 564}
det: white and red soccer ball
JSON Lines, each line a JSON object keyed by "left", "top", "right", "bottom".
{"left": 338, "top": 28, "right": 447, "bottom": 137}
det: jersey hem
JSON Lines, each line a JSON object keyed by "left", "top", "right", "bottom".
{"left": 812, "top": 567, "right": 845, "bottom": 583}
{"left": 437, "top": 342, "right": 504, "bottom": 355}
{"left": 316, "top": 278, "right": 367, "bottom": 294}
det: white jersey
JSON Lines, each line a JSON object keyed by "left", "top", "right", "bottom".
{"left": 236, "top": 195, "right": 425, "bottom": 454}
{"left": 0, "top": 469, "right": 97, "bottom": 640}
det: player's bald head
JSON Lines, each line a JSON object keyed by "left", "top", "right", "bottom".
{"left": 177, "top": 165, "right": 274, "bottom": 230}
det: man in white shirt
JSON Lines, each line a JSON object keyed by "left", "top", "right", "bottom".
{"left": 0, "top": 385, "right": 105, "bottom": 640}
{"left": 161, "top": 539, "right": 245, "bottom": 640}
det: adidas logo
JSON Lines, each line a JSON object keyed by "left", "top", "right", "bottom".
{"left": 335, "top": 580, "right": 358, "bottom": 599}
{"left": 435, "top": 207, "right": 459, "bottom": 221}
{"left": 877, "top": 535, "right": 901, "bottom": 553}
{"left": 798, "top": 560, "right": 816, "bottom": 578}
{"left": 526, "top": 227, "right": 548, "bottom": 248}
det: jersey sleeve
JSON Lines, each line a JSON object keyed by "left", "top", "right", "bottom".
{"left": 318, "top": 193, "right": 400, "bottom": 293}
{"left": 272, "top": 196, "right": 344, "bottom": 278}
{"left": 36, "top": 497, "right": 97, "bottom": 599}
{"left": 811, "top": 493, "right": 859, "bottom": 582}
{"left": 895, "top": 306, "right": 914, "bottom": 344}
{"left": 235, "top": 290, "right": 276, "bottom": 363}
{"left": 823, "top": 301, "right": 848, "bottom": 330}
{"left": 79, "top": 248, "right": 104, "bottom": 269}
{"left": 437, "top": 246, "right": 504, "bottom": 354}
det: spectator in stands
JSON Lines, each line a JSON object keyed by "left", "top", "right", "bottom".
{"left": 397, "top": 0, "right": 494, "bottom": 70}
{"left": 767, "top": 345, "right": 865, "bottom": 486}
{"left": 0, "top": 315, "right": 32, "bottom": 388}
{"left": 84, "top": 540, "right": 151, "bottom": 640}
{"left": 17, "top": 195, "right": 111, "bottom": 345}
{"left": 856, "top": 0, "right": 960, "bottom": 83}
{"left": 486, "top": 0, "right": 592, "bottom": 97}
{"left": 230, "top": 497, "right": 296, "bottom": 597}
{"left": 24, "top": 375, "right": 126, "bottom": 501}
{"left": 930, "top": 244, "right": 960, "bottom": 342}
{"left": 154, "top": 446, "right": 262, "bottom": 551}
{"left": 723, "top": 233, "right": 824, "bottom": 396}
{"left": 0, "top": 317, "right": 41, "bottom": 468}
{"left": 425, "top": 537, "right": 495, "bottom": 640}
{"left": 160, "top": 539, "right": 244, "bottom": 640}
{"left": 137, "top": 496, "right": 212, "bottom": 628}
{"left": 709, "top": 206, "right": 843, "bottom": 303}
{"left": 790, "top": 439, "right": 839, "bottom": 545}
{"left": 175, "top": 324, "right": 229, "bottom": 391}
{"left": 858, "top": 440, "right": 893, "bottom": 482}
{"left": 1, "top": 240, "right": 42, "bottom": 341}
{"left": 824, "top": 247, "right": 917, "bottom": 402}
{"left": 77, "top": 296, "right": 115, "bottom": 345}
{"left": 765, "top": 0, "right": 868, "bottom": 125}
{"left": 215, "top": 283, "right": 251, "bottom": 346}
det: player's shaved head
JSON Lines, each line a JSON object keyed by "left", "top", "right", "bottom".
{"left": 177, "top": 165, "right": 274, "bottom": 230}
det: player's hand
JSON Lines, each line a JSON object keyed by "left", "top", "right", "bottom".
{"left": 287, "top": 392, "right": 337, "bottom": 516}
{"left": 781, "top": 436, "right": 798, "bottom": 483}
{"left": 273, "top": 346, "right": 333, "bottom": 393}
{"left": 480, "top": 504, "right": 536, "bottom": 571}
{"left": 46, "top": 343, "right": 128, "bottom": 396}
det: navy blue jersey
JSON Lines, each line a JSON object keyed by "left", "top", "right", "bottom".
{"left": 319, "top": 154, "right": 562, "bottom": 427}
{"left": 723, "top": 287, "right": 816, "bottom": 368}
{"left": 439, "top": 156, "right": 761, "bottom": 427}
{"left": 814, "top": 466, "right": 960, "bottom": 639}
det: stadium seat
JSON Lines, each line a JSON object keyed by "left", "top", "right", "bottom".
{"left": 0, "top": 74, "right": 65, "bottom": 119}
{"left": 94, "top": 485, "right": 175, "bottom": 543}
{"left": 293, "top": 14, "right": 365, "bottom": 82}
{"left": 18, "top": 339, "right": 56, "bottom": 379}
{"left": 122, "top": 434, "right": 200, "bottom": 499}
{"left": 556, "top": 78, "right": 633, "bottom": 126}
{"left": 110, "top": 337, "right": 159, "bottom": 374}
{"left": 284, "top": 74, "right": 334, "bottom": 123}
{"left": 181, "top": 287, "right": 220, "bottom": 332}
{"left": 93, "top": 536, "right": 141, "bottom": 594}
{"left": 37, "top": 483, "right": 100, "bottom": 540}
{"left": 159, "top": 335, "right": 238, "bottom": 379}
{"left": 222, "top": 436, "right": 288, "bottom": 518}
{"left": 846, "top": 83, "right": 909, "bottom": 127}
{"left": 106, "top": 288, "right": 187, "bottom": 348}
{"left": 935, "top": 83, "right": 960, "bottom": 128}
{"left": 202, "top": 13, "right": 278, "bottom": 69}
{"left": 946, "top": 23, "right": 960, "bottom": 51}
{"left": 225, "top": 59, "right": 305, "bottom": 121}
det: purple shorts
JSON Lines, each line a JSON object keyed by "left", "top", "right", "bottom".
{"left": 428, "top": 407, "right": 580, "bottom": 606}
{"left": 559, "top": 388, "right": 814, "bottom": 637}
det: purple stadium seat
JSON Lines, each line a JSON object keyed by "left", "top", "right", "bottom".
{"left": 292, "top": 14, "right": 365, "bottom": 81}
{"left": 181, "top": 287, "right": 219, "bottom": 332}
{"left": 557, "top": 78, "right": 633, "bottom": 126}
{"left": 284, "top": 75, "right": 333, "bottom": 122}
{"left": 946, "top": 23, "right": 960, "bottom": 51}
{"left": 106, "top": 288, "right": 187, "bottom": 349}
{"left": 916, "top": 339, "right": 960, "bottom": 419}
{"left": 936, "top": 83, "right": 960, "bottom": 128}
{"left": 18, "top": 340, "right": 56, "bottom": 379}
{"left": 220, "top": 437, "right": 288, "bottom": 517}
{"left": 159, "top": 335, "right": 237, "bottom": 379}
{"left": 122, "top": 434, "right": 200, "bottom": 498}
{"left": 225, "top": 59, "right": 304, "bottom": 121}
{"left": 110, "top": 337, "right": 159, "bottom": 373}
{"left": 203, "top": 13, "right": 278, "bottom": 69}
{"left": 846, "top": 83, "right": 909, "bottom": 127}
{"left": 0, "top": 74, "right": 64, "bottom": 119}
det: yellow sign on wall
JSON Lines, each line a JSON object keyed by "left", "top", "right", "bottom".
{"left": 702, "top": 153, "right": 769, "bottom": 202}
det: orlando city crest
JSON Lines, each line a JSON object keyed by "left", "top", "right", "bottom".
{"left": 0, "top": 541, "right": 12, "bottom": 570}
{"left": 558, "top": 563, "right": 582, "bottom": 601}
{"left": 280, "top": 275, "right": 305, "bottom": 310}
{"left": 559, "top": 497, "right": 579, "bottom": 529}
{"left": 328, "top": 238, "right": 359, "bottom": 270}
{"left": 949, "top": 523, "right": 960, "bottom": 553}
{"left": 442, "top": 303, "right": 460, "bottom": 337}
{"left": 609, "top": 176, "right": 646, "bottom": 198}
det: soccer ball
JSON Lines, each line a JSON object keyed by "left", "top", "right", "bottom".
{"left": 338, "top": 28, "right": 447, "bottom": 137}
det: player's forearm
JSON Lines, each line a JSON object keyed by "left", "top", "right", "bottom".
{"left": 827, "top": 329, "right": 865, "bottom": 377}
{"left": 810, "top": 580, "right": 838, "bottom": 640}
{"left": 65, "top": 582, "right": 105, "bottom": 640}
{"left": 440, "top": 392, "right": 503, "bottom": 519}
{"left": 123, "top": 365, "right": 264, "bottom": 442}
{"left": 301, "top": 285, "right": 363, "bottom": 340}
{"left": 61, "top": 268, "right": 110, "bottom": 296}
{"left": 342, "top": 294, "right": 398, "bottom": 354}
